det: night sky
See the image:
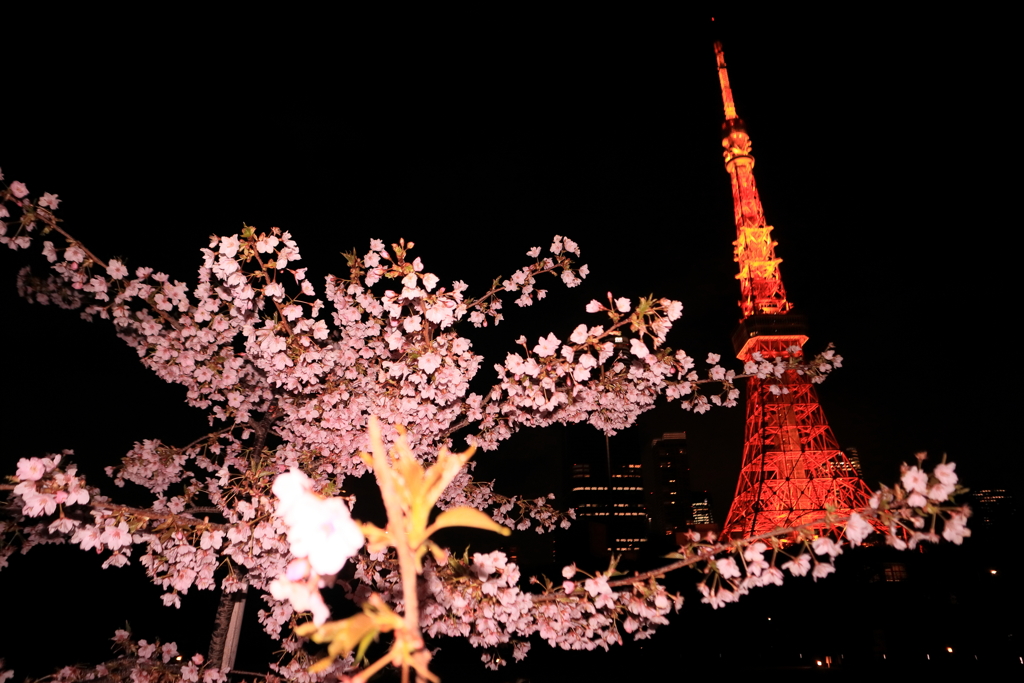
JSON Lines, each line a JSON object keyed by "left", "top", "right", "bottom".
{"left": 2, "top": 10, "right": 1015, "bottom": 677}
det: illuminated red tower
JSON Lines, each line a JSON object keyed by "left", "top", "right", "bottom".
{"left": 714, "top": 42, "right": 873, "bottom": 538}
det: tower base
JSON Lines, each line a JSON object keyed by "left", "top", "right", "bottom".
{"left": 722, "top": 336, "right": 873, "bottom": 539}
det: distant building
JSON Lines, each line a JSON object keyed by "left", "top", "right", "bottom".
{"left": 568, "top": 431, "right": 722, "bottom": 557}
{"left": 691, "top": 493, "right": 714, "bottom": 525}
{"left": 569, "top": 434, "right": 648, "bottom": 557}
{"left": 645, "top": 432, "right": 721, "bottom": 547}
{"left": 971, "top": 488, "right": 1016, "bottom": 527}
{"left": 646, "top": 432, "right": 690, "bottom": 539}
{"left": 842, "top": 447, "right": 865, "bottom": 478}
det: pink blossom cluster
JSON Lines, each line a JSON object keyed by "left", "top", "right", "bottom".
{"left": 740, "top": 344, "right": 843, "bottom": 397}
{"left": 683, "top": 457, "right": 969, "bottom": 609}
{"left": 3, "top": 186, "right": 752, "bottom": 546}
{"left": 5, "top": 451, "right": 299, "bottom": 635}
{"left": 0, "top": 174, "right": 966, "bottom": 679}
{"left": 881, "top": 457, "right": 970, "bottom": 546}
{"left": 3, "top": 184, "right": 749, "bottom": 522}
{"left": 12, "top": 630, "right": 222, "bottom": 683}
{"left": 4, "top": 184, "right": 733, "bottom": 479}
{"left": 340, "top": 548, "right": 682, "bottom": 670}
{"left": 267, "top": 469, "right": 364, "bottom": 625}
{"left": 267, "top": 653, "right": 355, "bottom": 683}
{"left": 438, "top": 473, "right": 574, "bottom": 533}
{"left": 421, "top": 551, "right": 534, "bottom": 661}
{"left": 416, "top": 552, "right": 681, "bottom": 668}
{"left": 12, "top": 452, "right": 89, "bottom": 521}
{"left": 0, "top": 177, "right": 49, "bottom": 250}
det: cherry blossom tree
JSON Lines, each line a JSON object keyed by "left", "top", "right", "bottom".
{"left": 0, "top": 172, "right": 971, "bottom": 682}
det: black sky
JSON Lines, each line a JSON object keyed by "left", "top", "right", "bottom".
{"left": 1, "top": 9, "right": 1014, "bottom": 675}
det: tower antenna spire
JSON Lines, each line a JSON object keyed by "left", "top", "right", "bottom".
{"left": 714, "top": 41, "right": 738, "bottom": 121}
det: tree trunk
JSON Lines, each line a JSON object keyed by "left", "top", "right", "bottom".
{"left": 207, "top": 589, "right": 234, "bottom": 667}
{"left": 208, "top": 413, "right": 273, "bottom": 668}
{"left": 207, "top": 585, "right": 248, "bottom": 669}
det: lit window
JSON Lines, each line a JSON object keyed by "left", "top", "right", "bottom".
{"left": 883, "top": 563, "right": 907, "bottom": 582}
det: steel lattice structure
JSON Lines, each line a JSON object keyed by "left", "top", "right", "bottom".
{"left": 714, "top": 43, "right": 873, "bottom": 538}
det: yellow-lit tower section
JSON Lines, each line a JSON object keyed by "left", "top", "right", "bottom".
{"left": 714, "top": 42, "right": 872, "bottom": 538}
{"left": 716, "top": 42, "right": 792, "bottom": 322}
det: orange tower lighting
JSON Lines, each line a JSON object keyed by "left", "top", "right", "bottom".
{"left": 714, "top": 42, "right": 873, "bottom": 538}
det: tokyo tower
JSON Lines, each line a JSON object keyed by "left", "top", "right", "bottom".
{"left": 713, "top": 42, "right": 873, "bottom": 538}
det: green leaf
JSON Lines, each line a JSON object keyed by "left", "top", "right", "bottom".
{"left": 355, "top": 628, "right": 378, "bottom": 663}
{"left": 425, "top": 507, "right": 510, "bottom": 539}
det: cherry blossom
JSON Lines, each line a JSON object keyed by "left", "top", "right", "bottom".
{"left": 934, "top": 462, "right": 957, "bottom": 486}
{"left": 39, "top": 192, "right": 60, "bottom": 209}
{"left": 844, "top": 512, "right": 873, "bottom": 546}
{"left": 902, "top": 465, "right": 929, "bottom": 494}
{"left": 15, "top": 457, "right": 47, "bottom": 482}
{"left": 716, "top": 556, "right": 741, "bottom": 579}
{"left": 942, "top": 511, "right": 972, "bottom": 544}
{"left": 811, "top": 562, "right": 836, "bottom": 582}
{"left": 272, "top": 469, "right": 363, "bottom": 576}
{"left": 811, "top": 537, "right": 842, "bottom": 558}
{"left": 0, "top": 174, "right": 973, "bottom": 680}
